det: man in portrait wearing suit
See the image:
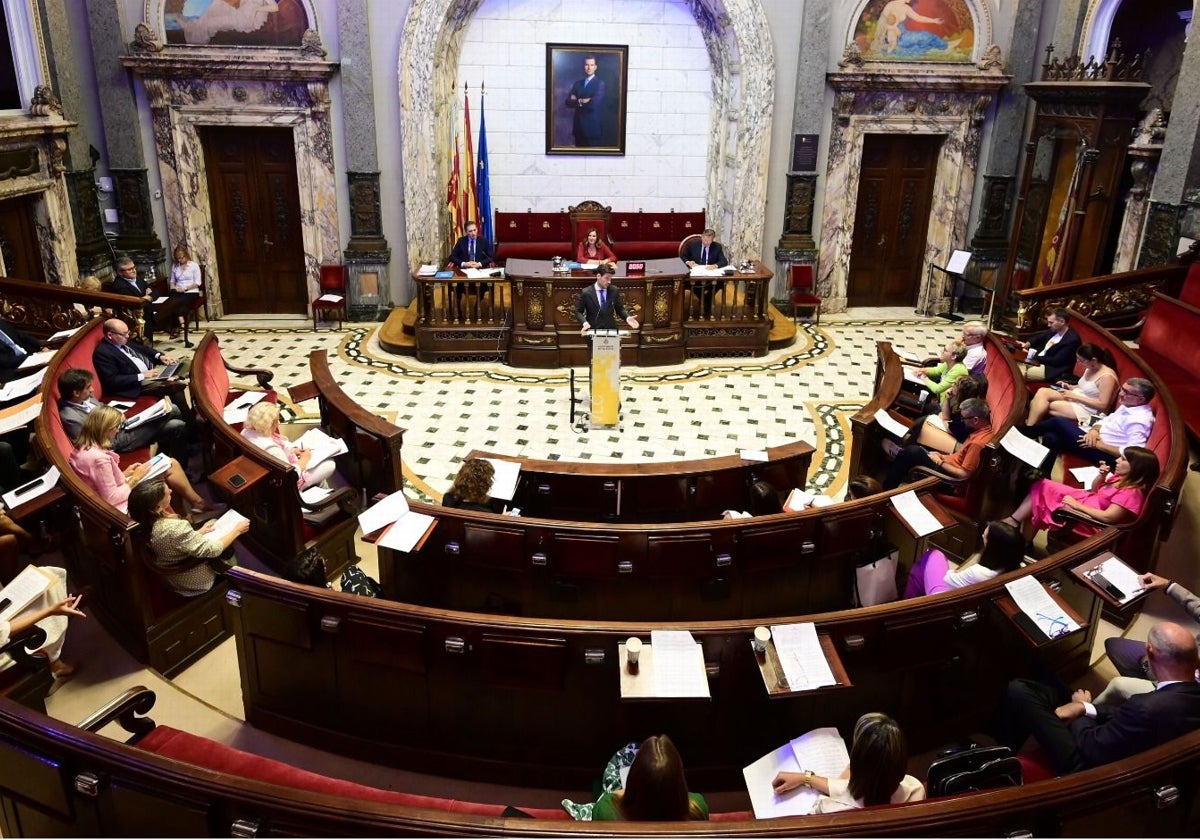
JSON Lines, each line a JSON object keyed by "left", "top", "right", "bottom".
{"left": 681, "top": 228, "right": 730, "bottom": 317}
{"left": 566, "top": 54, "right": 606, "bottom": 147}
{"left": 576, "top": 263, "right": 639, "bottom": 336}
{"left": 93, "top": 319, "right": 191, "bottom": 418}
{"left": 992, "top": 620, "right": 1200, "bottom": 775}
{"left": 0, "top": 319, "right": 45, "bottom": 384}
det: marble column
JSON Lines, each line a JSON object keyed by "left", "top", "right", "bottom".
{"left": 36, "top": 0, "right": 109, "bottom": 278}
{"left": 773, "top": 0, "right": 828, "bottom": 299}
{"left": 1142, "top": 20, "right": 1200, "bottom": 266}
{"left": 338, "top": 0, "right": 392, "bottom": 318}
{"left": 1113, "top": 112, "right": 1166, "bottom": 272}
{"left": 85, "top": 1, "right": 163, "bottom": 265}
{"left": 1052, "top": 0, "right": 1090, "bottom": 58}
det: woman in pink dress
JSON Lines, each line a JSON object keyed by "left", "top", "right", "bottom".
{"left": 1004, "top": 446, "right": 1159, "bottom": 539}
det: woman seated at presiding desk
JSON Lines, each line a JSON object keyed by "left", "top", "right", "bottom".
{"left": 241, "top": 402, "right": 334, "bottom": 491}
{"left": 576, "top": 227, "right": 617, "bottom": 266}
{"left": 904, "top": 520, "right": 1024, "bottom": 598}
{"left": 441, "top": 458, "right": 495, "bottom": 512}
{"left": 128, "top": 479, "right": 249, "bottom": 597}
{"left": 68, "top": 405, "right": 223, "bottom": 523}
{"left": 772, "top": 713, "right": 925, "bottom": 813}
{"left": 1003, "top": 446, "right": 1159, "bottom": 540}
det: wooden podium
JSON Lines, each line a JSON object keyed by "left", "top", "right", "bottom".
{"left": 588, "top": 329, "right": 627, "bottom": 429}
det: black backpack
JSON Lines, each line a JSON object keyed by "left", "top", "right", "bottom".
{"left": 926, "top": 745, "right": 1023, "bottom": 797}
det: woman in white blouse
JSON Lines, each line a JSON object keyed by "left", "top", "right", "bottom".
{"left": 167, "top": 245, "right": 203, "bottom": 341}
{"left": 772, "top": 713, "right": 925, "bottom": 813}
{"left": 902, "top": 520, "right": 1024, "bottom": 598}
{"left": 0, "top": 550, "right": 85, "bottom": 680}
{"left": 240, "top": 402, "right": 335, "bottom": 490}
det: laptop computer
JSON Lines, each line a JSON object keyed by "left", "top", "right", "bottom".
{"left": 150, "top": 362, "right": 180, "bottom": 380}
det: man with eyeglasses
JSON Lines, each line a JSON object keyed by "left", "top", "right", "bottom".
{"left": 93, "top": 319, "right": 191, "bottom": 419}
{"left": 1027, "top": 377, "right": 1155, "bottom": 469}
{"left": 881, "top": 398, "right": 991, "bottom": 490}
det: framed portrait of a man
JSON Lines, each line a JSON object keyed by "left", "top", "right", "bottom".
{"left": 546, "top": 44, "right": 628, "bottom": 155}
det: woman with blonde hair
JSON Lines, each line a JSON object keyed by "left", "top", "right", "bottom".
{"left": 241, "top": 402, "right": 335, "bottom": 490}
{"left": 68, "top": 405, "right": 221, "bottom": 522}
{"left": 772, "top": 713, "right": 925, "bottom": 812}
{"left": 166, "top": 245, "right": 203, "bottom": 344}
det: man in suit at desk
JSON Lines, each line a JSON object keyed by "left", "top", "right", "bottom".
{"left": 1015, "top": 308, "right": 1081, "bottom": 383}
{"left": 577, "top": 264, "right": 639, "bottom": 337}
{"left": 109, "top": 256, "right": 160, "bottom": 345}
{"left": 446, "top": 221, "right": 495, "bottom": 319}
{"left": 0, "top": 319, "right": 45, "bottom": 383}
{"left": 93, "top": 319, "right": 191, "bottom": 418}
{"left": 993, "top": 620, "right": 1200, "bottom": 775}
{"left": 566, "top": 55, "right": 606, "bottom": 147}
{"left": 681, "top": 228, "right": 729, "bottom": 317}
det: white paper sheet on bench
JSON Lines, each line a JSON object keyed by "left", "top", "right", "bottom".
{"left": 377, "top": 511, "right": 436, "bottom": 553}
{"left": 1001, "top": 426, "right": 1050, "bottom": 468}
{"left": 481, "top": 458, "right": 521, "bottom": 501}
{"left": 890, "top": 490, "right": 942, "bottom": 537}
{"left": 358, "top": 490, "right": 410, "bottom": 535}
{"left": 873, "top": 409, "right": 910, "bottom": 438}
{"left": 770, "top": 622, "right": 836, "bottom": 692}
{"left": 743, "top": 727, "right": 850, "bottom": 819}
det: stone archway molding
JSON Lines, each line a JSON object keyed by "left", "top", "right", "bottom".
{"left": 397, "top": 0, "right": 775, "bottom": 269}
{"left": 1081, "top": 0, "right": 1125, "bottom": 63}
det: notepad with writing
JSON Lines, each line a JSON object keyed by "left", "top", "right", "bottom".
{"left": 743, "top": 727, "right": 850, "bottom": 818}
{"left": 0, "top": 565, "right": 57, "bottom": 623}
{"left": 293, "top": 428, "right": 349, "bottom": 469}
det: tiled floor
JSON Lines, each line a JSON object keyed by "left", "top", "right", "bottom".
{"left": 40, "top": 310, "right": 1200, "bottom": 808}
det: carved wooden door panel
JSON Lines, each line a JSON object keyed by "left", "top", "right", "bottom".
{"left": 0, "top": 194, "right": 45, "bottom": 282}
{"left": 202, "top": 126, "right": 306, "bottom": 314}
{"left": 848, "top": 134, "right": 942, "bottom": 307}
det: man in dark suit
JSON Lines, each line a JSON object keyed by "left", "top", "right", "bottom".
{"left": 576, "top": 263, "right": 639, "bottom": 335}
{"left": 681, "top": 228, "right": 730, "bottom": 317}
{"left": 1016, "top": 308, "right": 1081, "bottom": 383}
{"left": 0, "top": 319, "right": 44, "bottom": 383}
{"left": 93, "top": 319, "right": 190, "bottom": 419}
{"left": 993, "top": 621, "right": 1200, "bottom": 775}
{"left": 446, "top": 220, "right": 496, "bottom": 319}
{"left": 566, "top": 55, "right": 606, "bottom": 147}
{"left": 109, "top": 256, "right": 159, "bottom": 345}
{"left": 57, "top": 367, "right": 188, "bottom": 458}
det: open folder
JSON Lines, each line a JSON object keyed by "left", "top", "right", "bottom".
{"left": 743, "top": 727, "right": 850, "bottom": 818}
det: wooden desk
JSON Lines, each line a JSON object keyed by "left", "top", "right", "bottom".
{"left": 755, "top": 633, "right": 851, "bottom": 698}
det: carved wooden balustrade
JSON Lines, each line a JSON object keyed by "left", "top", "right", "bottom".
{"left": 0, "top": 277, "right": 147, "bottom": 340}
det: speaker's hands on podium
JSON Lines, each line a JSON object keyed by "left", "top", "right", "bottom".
{"left": 580, "top": 321, "right": 591, "bottom": 335}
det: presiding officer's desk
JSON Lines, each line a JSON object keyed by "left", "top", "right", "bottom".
{"left": 413, "top": 258, "right": 773, "bottom": 366}
{"left": 472, "top": 441, "right": 814, "bottom": 522}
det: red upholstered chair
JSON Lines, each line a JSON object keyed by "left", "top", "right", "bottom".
{"left": 312, "top": 264, "right": 347, "bottom": 331}
{"left": 789, "top": 264, "right": 822, "bottom": 324}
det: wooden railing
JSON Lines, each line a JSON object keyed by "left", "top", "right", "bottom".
{"left": 0, "top": 276, "right": 147, "bottom": 340}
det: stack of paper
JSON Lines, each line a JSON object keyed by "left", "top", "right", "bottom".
{"left": 743, "top": 727, "right": 850, "bottom": 818}
{"left": 417, "top": 264, "right": 438, "bottom": 277}
{"left": 294, "top": 428, "right": 349, "bottom": 468}
{"left": 358, "top": 490, "right": 437, "bottom": 553}
{"left": 649, "top": 630, "right": 710, "bottom": 698}
{"left": 0, "top": 368, "right": 46, "bottom": 402}
{"left": 890, "top": 490, "right": 942, "bottom": 537}
{"left": 317, "top": 293, "right": 344, "bottom": 303}
{"left": 784, "top": 488, "right": 812, "bottom": 512}
{"left": 206, "top": 509, "right": 250, "bottom": 542}
{"left": 481, "top": 458, "right": 521, "bottom": 501}
{"left": 770, "top": 622, "right": 836, "bottom": 692}
{"left": 124, "top": 399, "right": 170, "bottom": 430}
{"left": 0, "top": 565, "right": 57, "bottom": 622}
{"left": 223, "top": 391, "right": 269, "bottom": 424}
{"left": 17, "top": 350, "right": 55, "bottom": 370}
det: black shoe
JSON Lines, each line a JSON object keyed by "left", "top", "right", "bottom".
{"left": 184, "top": 340, "right": 195, "bottom": 348}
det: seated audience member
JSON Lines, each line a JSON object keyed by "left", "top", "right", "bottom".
{"left": 68, "top": 406, "right": 220, "bottom": 522}
{"left": 1003, "top": 446, "right": 1159, "bottom": 540}
{"left": 881, "top": 398, "right": 991, "bottom": 490}
{"left": 93, "top": 318, "right": 190, "bottom": 407}
{"left": 0, "top": 319, "right": 44, "bottom": 383}
{"left": 959, "top": 320, "right": 988, "bottom": 375}
{"left": 592, "top": 735, "right": 708, "bottom": 821}
{"left": 904, "top": 521, "right": 1023, "bottom": 598}
{"left": 446, "top": 220, "right": 495, "bottom": 269}
{"left": 903, "top": 374, "right": 987, "bottom": 453}
{"left": 905, "top": 341, "right": 969, "bottom": 400}
{"left": 1024, "top": 344, "right": 1118, "bottom": 427}
{"left": 772, "top": 713, "right": 925, "bottom": 813}
{"left": 1016, "top": 308, "right": 1082, "bottom": 383}
{"left": 442, "top": 458, "right": 495, "bottom": 512}
{"left": 58, "top": 368, "right": 188, "bottom": 460}
{"left": 1101, "top": 573, "right": 1200, "bottom": 697}
{"left": 576, "top": 227, "right": 618, "bottom": 265}
{"left": 1025, "top": 377, "right": 1155, "bottom": 471}
{"left": 0, "top": 557, "right": 85, "bottom": 680}
{"left": 167, "top": 245, "right": 203, "bottom": 344}
{"left": 993, "top": 621, "right": 1200, "bottom": 775}
{"left": 846, "top": 474, "right": 882, "bottom": 501}
{"left": 129, "top": 479, "right": 248, "bottom": 597}
{"left": 109, "top": 256, "right": 162, "bottom": 345}
{"left": 73, "top": 275, "right": 104, "bottom": 319}
{"left": 241, "top": 402, "right": 334, "bottom": 490}
{"left": 722, "top": 479, "right": 784, "bottom": 519}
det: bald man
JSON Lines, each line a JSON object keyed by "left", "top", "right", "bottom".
{"left": 994, "top": 621, "right": 1200, "bottom": 774}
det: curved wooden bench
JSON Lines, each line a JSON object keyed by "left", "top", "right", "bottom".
{"left": 33, "top": 319, "right": 229, "bottom": 675}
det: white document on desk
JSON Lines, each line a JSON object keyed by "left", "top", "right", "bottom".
{"left": 739, "top": 448, "right": 769, "bottom": 462}
{"left": 1001, "top": 426, "right": 1050, "bottom": 468}
{"left": 1005, "top": 576, "right": 1079, "bottom": 638}
{"left": 649, "top": 630, "right": 710, "bottom": 698}
{"left": 461, "top": 268, "right": 496, "bottom": 279}
{"left": 417, "top": 263, "right": 438, "bottom": 277}
{"left": 890, "top": 490, "right": 942, "bottom": 537}
{"left": 358, "top": 490, "right": 410, "bottom": 535}
{"left": 47, "top": 326, "right": 82, "bottom": 343}
{"left": 17, "top": 350, "right": 55, "bottom": 370}
{"left": 689, "top": 266, "right": 723, "bottom": 277}
{"left": 873, "top": 408, "right": 910, "bottom": 439}
{"left": 0, "top": 368, "right": 46, "bottom": 402}
{"left": 1, "top": 466, "right": 60, "bottom": 511}
{"left": 0, "top": 565, "right": 57, "bottom": 623}
{"left": 378, "top": 511, "right": 436, "bottom": 553}
{"left": 770, "top": 622, "right": 836, "bottom": 692}
{"left": 743, "top": 727, "right": 850, "bottom": 819}
{"left": 482, "top": 458, "right": 521, "bottom": 501}
{"left": 1090, "top": 556, "right": 1145, "bottom": 604}
{"left": 206, "top": 509, "right": 250, "bottom": 542}
{"left": 0, "top": 396, "right": 40, "bottom": 434}
{"left": 902, "top": 366, "right": 927, "bottom": 386}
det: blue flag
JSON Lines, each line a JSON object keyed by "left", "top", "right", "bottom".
{"left": 476, "top": 91, "right": 493, "bottom": 247}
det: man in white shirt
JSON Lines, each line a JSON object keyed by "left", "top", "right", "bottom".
{"left": 1028, "top": 377, "right": 1155, "bottom": 469}
{"left": 960, "top": 320, "right": 988, "bottom": 375}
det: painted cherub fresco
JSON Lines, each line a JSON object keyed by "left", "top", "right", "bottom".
{"left": 855, "top": 0, "right": 975, "bottom": 63}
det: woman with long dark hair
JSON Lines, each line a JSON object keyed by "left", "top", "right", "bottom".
{"left": 592, "top": 735, "right": 708, "bottom": 821}
{"left": 903, "top": 520, "right": 1024, "bottom": 598}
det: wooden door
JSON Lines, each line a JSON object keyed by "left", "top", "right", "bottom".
{"left": 202, "top": 127, "right": 306, "bottom": 314}
{"left": 0, "top": 194, "right": 44, "bottom": 282}
{"left": 848, "top": 134, "right": 942, "bottom": 307}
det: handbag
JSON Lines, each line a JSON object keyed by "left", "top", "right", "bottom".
{"left": 926, "top": 745, "right": 1022, "bottom": 797}
{"left": 853, "top": 546, "right": 899, "bottom": 607}
{"left": 340, "top": 565, "right": 383, "bottom": 598}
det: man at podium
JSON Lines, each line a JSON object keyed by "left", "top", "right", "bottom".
{"left": 577, "top": 264, "right": 639, "bottom": 335}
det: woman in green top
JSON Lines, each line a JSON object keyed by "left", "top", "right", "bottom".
{"left": 592, "top": 735, "right": 709, "bottom": 821}
{"left": 915, "top": 341, "right": 970, "bottom": 398}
